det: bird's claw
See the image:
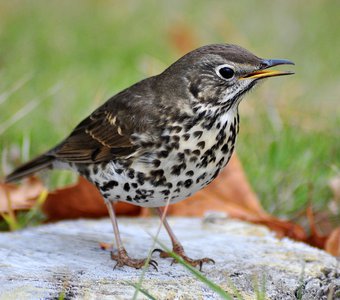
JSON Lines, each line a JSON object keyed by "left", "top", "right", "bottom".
{"left": 110, "top": 249, "right": 158, "bottom": 271}
{"left": 152, "top": 247, "right": 215, "bottom": 271}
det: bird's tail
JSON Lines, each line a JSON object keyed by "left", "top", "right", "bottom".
{"left": 4, "top": 154, "right": 54, "bottom": 183}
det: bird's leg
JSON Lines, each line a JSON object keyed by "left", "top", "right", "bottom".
{"left": 106, "top": 201, "right": 157, "bottom": 270}
{"left": 153, "top": 207, "right": 214, "bottom": 271}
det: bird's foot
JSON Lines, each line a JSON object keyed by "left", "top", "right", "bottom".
{"left": 152, "top": 245, "right": 215, "bottom": 271}
{"left": 110, "top": 248, "right": 158, "bottom": 270}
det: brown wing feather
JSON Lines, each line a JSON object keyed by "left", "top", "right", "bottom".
{"left": 49, "top": 78, "right": 166, "bottom": 163}
{"left": 52, "top": 109, "right": 138, "bottom": 163}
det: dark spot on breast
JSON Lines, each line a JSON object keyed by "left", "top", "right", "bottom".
{"left": 184, "top": 149, "right": 191, "bottom": 155}
{"left": 182, "top": 133, "right": 190, "bottom": 141}
{"left": 198, "top": 111, "right": 206, "bottom": 119}
{"left": 196, "top": 172, "right": 207, "bottom": 183}
{"left": 192, "top": 150, "right": 200, "bottom": 156}
{"left": 100, "top": 180, "right": 119, "bottom": 192}
{"left": 116, "top": 168, "right": 123, "bottom": 175}
{"left": 197, "top": 159, "right": 208, "bottom": 168}
{"left": 184, "top": 179, "right": 193, "bottom": 188}
{"left": 172, "top": 135, "right": 180, "bottom": 142}
{"left": 123, "top": 183, "right": 130, "bottom": 192}
{"left": 217, "top": 157, "right": 225, "bottom": 166}
{"left": 131, "top": 183, "right": 138, "bottom": 188}
{"left": 161, "top": 189, "right": 170, "bottom": 196}
{"left": 127, "top": 169, "right": 135, "bottom": 179}
{"left": 170, "top": 142, "right": 179, "bottom": 150}
{"left": 185, "top": 170, "right": 194, "bottom": 177}
{"left": 137, "top": 172, "right": 145, "bottom": 185}
{"left": 177, "top": 152, "right": 185, "bottom": 161}
{"left": 190, "top": 156, "right": 198, "bottom": 163}
{"left": 211, "top": 168, "right": 220, "bottom": 180}
{"left": 103, "top": 193, "right": 110, "bottom": 198}
{"left": 161, "top": 135, "right": 170, "bottom": 143}
{"left": 174, "top": 188, "right": 180, "bottom": 193}
{"left": 221, "top": 143, "right": 229, "bottom": 154}
{"left": 217, "top": 129, "right": 226, "bottom": 141}
{"left": 152, "top": 159, "right": 161, "bottom": 168}
{"left": 177, "top": 181, "right": 183, "bottom": 187}
{"left": 203, "top": 149, "right": 213, "bottom": 157}
{"left": 171, "top": 126, "right": 182, "bottom": 133}
{"left": 158, "top": 150, "right": 169, "bottom": 158}
{"left": 171, "top": 165, "right": 181, "bottom": 176}
{"left": 150, "top": 169, "right": 164, "bottom": 177}
{"left": 197, "top": 141, "right": 205, "bottom": 149}
{"left": 150, "top": 177, "right": 167, "bottom": 187}
{"left": 193, "top": 131, "right": 203, "bottom": 139}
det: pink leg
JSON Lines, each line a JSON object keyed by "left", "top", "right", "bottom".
{"left": 106, "top": 202, "right": 158, "bottom": 270}
{"left": 153, "top": 207, "right": 215, "bottom": 271}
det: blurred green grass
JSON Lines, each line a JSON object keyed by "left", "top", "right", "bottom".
{"left": 0, "top": 0, "right": 339, "bottom": 219}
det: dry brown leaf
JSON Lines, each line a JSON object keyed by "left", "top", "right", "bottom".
{"left": 305, "top": 206, "right": 329, "bottom": 249}
{"left": 325, "top": 227, "right": 340, "bottom": 256}
{"left": 0, "top": 177, "right": 44, "bottom": 212}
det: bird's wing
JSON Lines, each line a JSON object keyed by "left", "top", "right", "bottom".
{"left": 51, "top": 81, "right": 162, "bottom": 163}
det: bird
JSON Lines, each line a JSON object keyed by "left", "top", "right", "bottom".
{"left": 4, "top": 44, "right": 294, "bottom": 271}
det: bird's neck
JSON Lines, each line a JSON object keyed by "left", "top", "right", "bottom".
{"left": 191, "top": 101, "right": 240, "bottom": 132}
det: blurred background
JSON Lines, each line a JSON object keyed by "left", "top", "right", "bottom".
{"left": 0, "top": 0, "right": 339, "bottom": 221}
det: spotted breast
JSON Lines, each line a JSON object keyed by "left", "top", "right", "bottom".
{"left": 80, "top": 105, "right": 239, "bottom": 208}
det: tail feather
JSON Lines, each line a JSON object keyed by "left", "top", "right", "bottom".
{"left": 5, "top": 155, "right": 54, "bottom": 183}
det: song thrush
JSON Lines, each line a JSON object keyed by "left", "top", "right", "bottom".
{"left": 5, "top": 44, "right": 294, "bottom": 270}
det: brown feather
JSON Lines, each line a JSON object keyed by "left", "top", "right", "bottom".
{"left": 49, "top": 78, "right": 167, "bottom": 163}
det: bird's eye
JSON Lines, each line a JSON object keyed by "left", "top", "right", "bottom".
{"left": 216, "top": 65, "right": 235, "bottom": 80}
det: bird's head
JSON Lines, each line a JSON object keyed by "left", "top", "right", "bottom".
{"left": 163, "top": 44, "right": 294, "bottom": 111}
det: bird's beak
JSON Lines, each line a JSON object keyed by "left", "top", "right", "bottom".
{"left": 241, "top": 59, "right": 295, "bottom": 80}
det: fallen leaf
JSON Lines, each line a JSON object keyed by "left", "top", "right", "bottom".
{"left": 305, "top": 206, "right": 329, "bottom": 249}
{"left": 0, "top": 177, "right": 44, "bottom": 212}
{"left": 325, "top": 227, "right": 340, "bottom": 256}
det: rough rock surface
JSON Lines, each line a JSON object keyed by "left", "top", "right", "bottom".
{"left": 0, "top": 217, "right": 339, "bottom": 299}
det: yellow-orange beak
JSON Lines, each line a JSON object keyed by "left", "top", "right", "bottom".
{"left": 242, "top": 59, "right": 294, "bottom": 80}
